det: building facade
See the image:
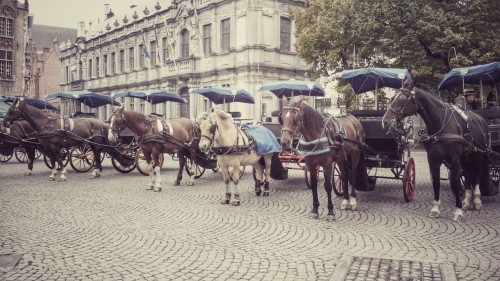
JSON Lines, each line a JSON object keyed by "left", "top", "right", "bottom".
{"left": 58, "top": 0, "right": 309, "bottom": 120}
{"left": 0, "top": 0, "right": 30, "bottom": 96}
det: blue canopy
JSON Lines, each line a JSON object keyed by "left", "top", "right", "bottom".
{"left": 339, "top": 67, "right": 412, "bottom": 95}
{"left": 258, "top": 79, "right": 325, "bottom": 98}
{"left": 46, "top": 90, "right": 120, "bottom": 108}
{"left": 113, "top": 90, "right": 186, "bottom": 104}
{"left": 190, "top": 87, "right": 255, "bottom": 104}
{"left": 0, "top": 96, "right": 58, "bottom": 111}
{"left": 438, "top": 62, "right": 500, "bottom": 90}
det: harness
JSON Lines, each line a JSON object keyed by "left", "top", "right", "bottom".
{"left": 202, "top": 122, "right": 254, "bottom": 156}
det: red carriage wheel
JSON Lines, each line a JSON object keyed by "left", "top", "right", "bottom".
{"left": 403, "top": 157, "right": 416, "bottom": 202}
{"left": 332, "top": 162, "right": 344, "bottom": 196}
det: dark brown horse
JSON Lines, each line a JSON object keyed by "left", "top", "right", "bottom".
{"left": 382, "top": 82, "right": 490, "bottom": 221}
{"left": 6, "top": 99, "right": 108, "bottom": 181}
{"left": 1, "top": 119, "right": 40, "bottom": 175}
{"left": 279, "top": 97, "right": 366, "bottom": 221}
{"left": 109, "top": 106, "right": 200, "bottom": 191}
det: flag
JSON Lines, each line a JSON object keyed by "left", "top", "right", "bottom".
{"left": 141, "top": 30, "right": 150, "bottom": 59}
{"left": 154, "top": 28, "right": 161, "bottom": 66}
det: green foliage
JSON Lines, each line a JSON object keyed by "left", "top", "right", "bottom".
{"left": 292, "top": 0, "right": 500, "bottom": 90}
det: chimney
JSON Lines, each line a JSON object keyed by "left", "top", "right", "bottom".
{"left": 77, "top": 21, "right": 85, "bottom": 37}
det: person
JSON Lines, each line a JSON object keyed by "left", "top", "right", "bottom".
{"left": 454, "top": 88, "right": 480, "bottom": 110}
{"left": 486, "top": 91, "right": 500, "bottom": 124}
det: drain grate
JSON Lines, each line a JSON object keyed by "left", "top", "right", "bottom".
{"left": 330, "top": 255, "right": 456, "bottom": 281}
{"left": 0, "top": 254, "right": 22, "bottom": 268}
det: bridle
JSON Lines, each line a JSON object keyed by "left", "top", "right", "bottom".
{"left": 386, "top": 89, "right": 419, "bottom": 125}
{"left": 279, "top": 106, "right": 301, "bottom": 138}
{"left": 110, "top": 113, "right": 126, "bottom": 135}
{"left": 200, "top": 120, "right": 218, "bottom": 150}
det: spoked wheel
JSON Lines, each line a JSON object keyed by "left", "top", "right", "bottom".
{"left": 135, "top": 148, "right": 164, "bottom": 176}
{"left": 14, "top": 146, "right": 29, "bottom": 163}
{"left": 111, "top": 145, "right": 137, "bottom": 173}
{"left": 403, "top": 157, "right": 416, "bottom": 202}
{"left": 332, "top": 162, "right": 345, "bottom": 197}
{"left": 0, "top": 152, "right": 13, "bottom": 162}
{"left": 44, "top": 148, "right": 69, "bottom": 169}
{"left": 185, "top": 160, "right": 205, "bottom": 179}
{"left": 304, "top": 165, "right": 320, "bottom": 189}
{"left": 69, "top": 144, "right": 96, "bottom": 173}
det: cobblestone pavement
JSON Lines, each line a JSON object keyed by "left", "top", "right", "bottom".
{"left": 0, "top": 151, "right": 499, "bottom": 280}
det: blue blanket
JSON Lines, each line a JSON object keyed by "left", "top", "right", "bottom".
{"left": 242, "top": 124, "right": 282, "bottom": 154}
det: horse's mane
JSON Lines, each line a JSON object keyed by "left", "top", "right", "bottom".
{"left": 292, "top": 99, "right": 324, "bottom": 132}
{"left": 413, "top": 85, "right": 444, "bottom": 106}
{"left": 123, "top": 109, "right": 146, "bottom": 123}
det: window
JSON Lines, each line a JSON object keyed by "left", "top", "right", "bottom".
{"left": 96, "top": 57, "right": 100, "bottom": 77}
{"left": 203, "top": 24, "right": 212, "bottom": 56}
{"left": 0, "top": 17, "right": 13, "bottom": 36}
{"left": 88, "top": 59, "right": 93, "bottom": 78}
{"left": 65, "top": 66, "right": 69, "bottom": 82}
{"left": 280, "top": 17, "right": 291, "bottom": 51}
{"left": 139, "top": 44, "right": 145, "bottom": 68}
{"left": 180, "top": 29, "right": 189, "bottom": 58}
{"left": 129, "top": 46, "right": 135, "bottom": 70}
{"left": 0, "top": 50, "right": 13, "bottom": 79}
{"left": 119, "top": 50, "right": 124, "bottom": 72}
{"left": 221, "top": 19, "right": 230, "bottom": 52}
{"left": 162, "top": 37, "right": 168, "bottom": 62}
{"left": 103, "top": 54, "right": 108, "bottom": 75}
{"left": 111, "top": 52, "right": 116, "bottom": 74}
{"left": 150, "top": 41, "right": 157, "bottom": 66}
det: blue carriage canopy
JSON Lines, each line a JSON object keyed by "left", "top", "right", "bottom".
{"left": 190, "top": 87, "right": 255, "bottom": 104}
{"left": 0, "top": 96, "right": 58, "bottom": 111}
{"left": 437, "top": 62, "right": 500, "bottom": 91}
{"left": 46, "top": 90, "right": 120, "bottom": 108}
{"left": 113, "top": 90, "right": 186, "bottom": 104}
{"left": 258, "top": 79, "right": 325, "bottom": 98}
{"left": 338, "top": 67, "right": 413, "bottom": 95}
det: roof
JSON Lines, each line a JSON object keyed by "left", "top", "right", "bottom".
{"left": 31, "top": 24, "right": 77, "bottom": 51}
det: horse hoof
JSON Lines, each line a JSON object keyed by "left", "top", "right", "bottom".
{"left": 232, "top": 201, "right": 240, "bottom": 206}
{"left": 341, "top": 204, "right": 350, "bottom": 210}
{"left": 89, "top": 174, "right": 100, "bottom": 179}
{"left": 263, "top": 192, "right": 269, "bottom": 197}
{"left": 453, "top": 214, "right": 463, "bottom": 222}
{"left": 154, "top": 187, "right": 162, "bottom": 192}
{"left": 474, "top": 203, "right": 482, "bottom": 211}
{"left": 24, "top": 171, "right": 31, "bottom": 176}
{"left": 255, "top": 190, "right": 262, "bottom": 196}
{"left": 59, "top": 178, "right": 66, "bottom": 182}
{"left": 188, "top": 182, "right": 195, "bottom": 186}
{"left": 49, "top": 178, "right": 55, "bottom": 181}
{"left": 429, "top": 211, "right": 440, "bottom": 218}
{"left": 326, "top": 215, "right": 336, "bottom": 222}
{"left": 462, "top": 201, "right": 470, "bottom": 210}
{"left": 350, "top": 204, "right": 358, "bottom": 211}
{"left": 221, "top": 199, "right": 230, "bottom": 205}
{"left": 310, "top": 213, "right": 319, "bottom": 219}
{"left": 146, "top": 186, "right": 154, "bottom": 191}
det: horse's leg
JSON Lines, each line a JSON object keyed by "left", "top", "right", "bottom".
{"left": 461, "top": 161, "right": 473, "bottom": 210}
{"left": 309, "top": 163, "right": 320, "bottom": 219}
{"left": 323, "top": 161, "right": 335, "bottom": 222}
{"left": 339, "top": 160, "right": 351, "bottom": 210}
{"left": 145, "top": 150, "right": 155, "bottom": 190}
{"left": 57, "top": 150, "right": 67, "bottom": 182}
{"left": 450, "top": 158, "right": 464, "bottom": 221}
{"left": 49, "top": 154, "right": 57, "bottom": 181}
{"left": 349, "top": 154, "right": 359, "bottom": 211}
{"left": 187, "top": 151, "right": 196, "bottom": 186}
{"left": 153, "top": 147, "right": 162, "bottom": 192}
{"left": 428, "top": 159, "right": 442, "bottom": 218}
{"left": 220, "top": 164, "right": 231, "bottom": 204}
{"left": 230, "top": 163, "right": 242, "bottom": 206}
{"left": 174, "top": 150, "right": 185, "bottom": 186}
{"left": 262, "top": 155, "right": 273, "bottom": 196}
{"left": 253, "top": 162, "right": 263, "bottom": 196}
{"left": 90, "top": 147, "right": 102, "bottom": 179}
{"left": 472, "top": 154, "right": 483, "bottom": 210}
{"left": 24, "top": 146, "right": 35, "bottom": 176}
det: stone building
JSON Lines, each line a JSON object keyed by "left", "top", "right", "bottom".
{"left": 58, "top": 0, "right": 309, "bottom": 120}
{"left": 0, "top": 0, "right": 30, "bottom": 96}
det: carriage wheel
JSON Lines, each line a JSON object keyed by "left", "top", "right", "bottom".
{"left": 185, "top": 161, "right": 205, "bottom": 179}
{"left": 0, "top": 152, "right": 13, "bottom": 162}
{"left": 304, "top": 165, "right": 320, "bottom": 190}
{"left": 69, "top": 144, "right": 95, "bottom": 173}
{"left": 403, "top": 157, "right": 416, "bottom": 202}
{"left": 14, "top": 146, "right": 29, "bottom": 163}
{"left": 135, "top": 148, "right": 164, "bottom": 176}
{"left": 111, "top": 145, "right": 136, "bottom": 173}
{"left": 44, "top": 148, "right": 69, "bottom": 169}
{"left": 332, "top": 162, "right": 345, "bottom": 196}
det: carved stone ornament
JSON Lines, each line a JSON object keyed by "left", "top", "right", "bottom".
{"left": 132, "top": 11, "right": 138, "bottom": 19}
{"left": 143, "top": 7, "right": 150, "bottom": 15}
{"left": 106, "top": 23, "right": 111, "bottom": 31}
{"left": 114, "top": 19, "right": 119, "bottom": 27}
{"left": 123, "top": 16, "right": 128, "bottom": 24}
{"left": 155, "top": 2, "right": 161, "bottom": 11}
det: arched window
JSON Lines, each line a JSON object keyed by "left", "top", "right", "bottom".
{"left": 179, "top": 87, "right": 190, "bottom": 118}
{"left": 181, "top": 29, "right": 189, "bottom": 58}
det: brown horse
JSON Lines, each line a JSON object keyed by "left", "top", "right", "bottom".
{"left": 279, "top": 97, "right": 366, "bottom": 221}
{"left": 109, "top": 106, "right": 200, "bottom": 191}
{"left": 6, "top": 99, "right": 108, "bottom": 181}
{"left": 1, "top": 119, "right": 41, "bottom": 175}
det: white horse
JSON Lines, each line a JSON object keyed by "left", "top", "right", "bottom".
{"left": 197, "top": 110, "right": 277, "bottom": 206}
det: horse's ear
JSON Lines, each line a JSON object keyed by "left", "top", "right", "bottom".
{"left": 281, "top": 96, "right": 289, "bottom": 106}
{"left": 404, "top": 78, "right": 417, "bottom": 90}
{"left": 117, "top": 105, "right": 124, "bottom": 113}
{"left": 12, "top": 98, "right": 18, "bottom": 106}
{"left": 296, "top": 96, "right": 304, "bottom": 107}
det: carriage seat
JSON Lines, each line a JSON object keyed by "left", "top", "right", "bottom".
{"left": 360, "top": 119, "right": 400, "bottom": 159}
{"left": 472, "top": 108, "right": 500, "bottom": 120}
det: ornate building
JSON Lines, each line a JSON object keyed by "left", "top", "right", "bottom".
{"left": 58, "top": 0, "right": 309, "bottom": 120}
{"left": 0, "top": 0, "right": 30, "bottom": 96}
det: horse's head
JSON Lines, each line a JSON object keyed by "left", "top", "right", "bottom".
{"left": 382, "top": 80, "right": 419, "bottom": 130}
{"left": 198, "top": 112, "right": 217, "bottom": 153}
{"left": 279, "top": 96, "right": 303, "bottom": 149}
{"left": 3, "top": 98, "right": 22, "bottom": 129}
{"left": 108, "top": 106, "right": 126, "bottom": 143}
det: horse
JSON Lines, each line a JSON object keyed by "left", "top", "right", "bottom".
{"left": 5, "top": 98, "right": 108, "bottom": 181}
{"left": 1, "top": 119, "right": 40, "bottom": 175}
{"left": 279, "top": 97, "right": 366, "bottom": 221}
{"left": 197, "top": 109, "right": 280, "bottom": 206}
{"left": 109, "top": 106, "right": 200, "bottom": 191}
{"left": 382, "top": 81, "right": 490, "bottom": 221}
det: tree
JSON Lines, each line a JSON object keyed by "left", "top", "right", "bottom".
{"left": 292, "top": 0, "right": 500, "bottom": 90}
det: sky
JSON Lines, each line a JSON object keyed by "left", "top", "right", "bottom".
{"left": 29, "top": 0, "right": 160, "bottom": 29}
